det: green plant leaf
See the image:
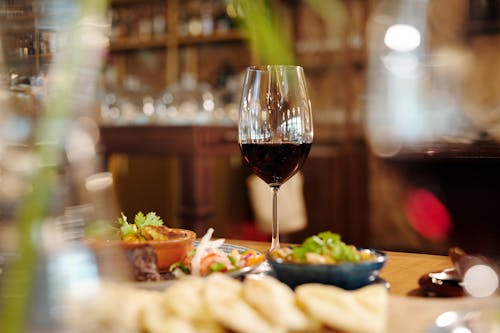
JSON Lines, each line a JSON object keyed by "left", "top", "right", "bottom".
{"left": 134, "top": 212, "right": 146, "bottom": 228}
{"left": 143, "top": 212, "right": 163, "bottom": 227}
{"left": 229, "top": 0, "right": 296, "bottom": 65}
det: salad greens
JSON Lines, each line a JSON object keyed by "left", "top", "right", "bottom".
{"left": 272, "top": 231, "right": 374, "bottom": 264}
{"left": 292, "top": 231, "right": 361, "bottom": 262}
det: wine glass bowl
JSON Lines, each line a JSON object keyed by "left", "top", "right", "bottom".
{"left": 238, "top": 65, "right": 313, "bottom": 250}
{"left": 239, "top": 143, "right": 311, "bottom": 186}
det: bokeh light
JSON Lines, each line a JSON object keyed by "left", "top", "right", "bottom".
{"left": 435, "top": 311, "right": 458, "bottom": 328}
{"left": 405, "top": 188, "right": 452, "bottom": 241}
{"left": 384, "top": 24, "right": 421, "bottom": 52}
{"left": 463, "top": 264, "right": 499, "bottom": 298}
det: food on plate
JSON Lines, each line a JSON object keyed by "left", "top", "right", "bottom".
{"left": 64, "top": 273, "right": 388, "bottom": 333}
{"left": 118, "top": 211, "right": 181, "bottom": 241}
{"left": 269, "top": 231, "right": 377, "bottom": 264}
{"left": 295, "top": 283, "right": 388, "bottom": 333}
{"left": 121, "top": 227, "right": 195, "bottom": 273}
{"left": 159, "top": 277, "right": 223, "bottom": 333}
{"left": 86, "top": 211, "right": 196, "bottom": 279}
{"left": 85, "top": 211, "right": 191, "bottom": 242}
{"left": 267, "top": 231, "right": 387, "bottom": 290}
{"left": 169, "top": 228, "right": 265, "bottom": 277}
{"left": 203, "top": 273, "right": 283, "bottom": 333}
{"left": 64, "top": 281, "right": 163, "bottom": 333}
{"left": 243, "top": 275, "right": 320, "bottom": 331}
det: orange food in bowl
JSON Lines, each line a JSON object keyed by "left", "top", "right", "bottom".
{"left": 119, "top": 228, "right": 196, "bottom": 272}
{"left": 88, "top": 228, "right": 196, "bottom": 273}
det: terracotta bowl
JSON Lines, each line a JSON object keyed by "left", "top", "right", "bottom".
{"left": 87, "top": 228, "right": 196, "bottom": 272}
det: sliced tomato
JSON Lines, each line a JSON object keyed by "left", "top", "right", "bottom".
{"left": 199, "top": 252, "right": 219, "bottom": 276}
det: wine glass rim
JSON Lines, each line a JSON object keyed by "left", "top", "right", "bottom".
{"left": 247, "top": 65, "right": 304, "bottom": 72}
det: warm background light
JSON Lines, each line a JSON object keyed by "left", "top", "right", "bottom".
{"left": 384, "top": 24, "right": 421, "bottom": 52}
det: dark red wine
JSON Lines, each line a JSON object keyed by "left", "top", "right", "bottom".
{"left": 240, "top": 143, "right": 311, "bottom": 186}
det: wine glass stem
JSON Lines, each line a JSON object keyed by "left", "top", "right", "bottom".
{"left": 270, "top": 185, "right": 280, "bottom": 250}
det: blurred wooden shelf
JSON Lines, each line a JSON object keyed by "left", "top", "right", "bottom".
{"left": 109, "top": 30, "right": 245, "bottom": 51}
{"left": 178, "top": 30, "right": 245, "bottom": 45}
{"left": 107, "top": 0, "right": 250, "bottom": 87}
{"left": 0, "top": 0, "right": 54, "bottom": 75}
{"left": 109, "top": 36, "right": 168, "bottom": 51}
{"left": 2, "top": 13, "right": 37, "bottom": 21}
{"left": 386, "top": 140, "right": 500, "bottom": 161}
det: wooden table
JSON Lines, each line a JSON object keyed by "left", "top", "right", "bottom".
{"left": 230, "top": 240, "right": 500, "bottom": 333}
{"left": 231, "top": 239, "right": 452, "bottom": 296}
{"left": 99, "top": 125, "right": 239, "bottom": 235}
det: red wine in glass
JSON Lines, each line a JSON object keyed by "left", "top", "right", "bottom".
{"left": 240, "top": 143, "right": 311, "bottom": 187}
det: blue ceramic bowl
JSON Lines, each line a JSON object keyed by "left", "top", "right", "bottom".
{"left": 267, "top": 248, "right": 387, "bottom": 290}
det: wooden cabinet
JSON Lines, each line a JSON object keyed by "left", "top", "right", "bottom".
{"left": 0, "top": 0, "right": 56, "bottom": 78}
{"left": 106, "top": 0, "right": 251, "bottom": 95}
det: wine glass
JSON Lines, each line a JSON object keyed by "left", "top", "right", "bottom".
{"left": 238, "top": 65, "right": 313, "bottom": 250}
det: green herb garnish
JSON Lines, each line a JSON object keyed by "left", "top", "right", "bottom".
{"left": 134, "top": 211, "right": 163, "bottom": 228}
{"left": 209, "top": 262, "right": 227, "bottom": 273}
{"left": 117, "top": 211, "right": 166, "bottom": 241}
{"left": 118, "top": 212, "right": 137, "bottom": 237}
{"left": 291, "top": 231, "right": 361, "bottom": 263}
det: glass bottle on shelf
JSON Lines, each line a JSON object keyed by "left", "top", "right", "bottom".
{"left": 186, "top": 0, "right": 202, "bottom": 36}
{"left": 28, "top": 34, "right": 35, "bottom": 56}
{"left": 137, "top": 5, "right": 153, "bottom": 39}
{"left": 23, "top": 35, "right": 29, "bottom": 57}
{"left": 214, "top": 0, "right": 233, "bottom": 33}
{"left": 200, "top": 1, "right": 214, "bottom": 35}
{"left": 152, "top": 3, "right": 166, "bottom": 36}
{"left": 178, "top": 5, "right": 189, "bottom": 36}
{"left": 16, "top": 36, "right": 24, "bottom": 57}
{"left": 110, "top": 8, "right": 121, "bottom": 40}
